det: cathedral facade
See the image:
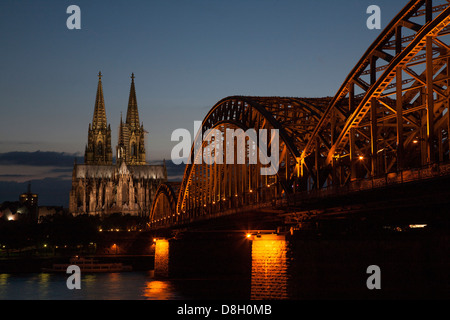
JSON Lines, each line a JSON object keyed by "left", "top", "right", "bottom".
{"left": 69, "top": 72, "right": 167, "bottom": 217}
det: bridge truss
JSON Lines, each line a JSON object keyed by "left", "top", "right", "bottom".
{"left": 150, "top": 0, "right": 450, "bottom": 229}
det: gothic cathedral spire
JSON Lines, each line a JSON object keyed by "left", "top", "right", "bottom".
{"left": 85, "top": 72, "right": 113, "bottom": 165}
{"left": 126, "top": 73, "right": 140, "bottom": 129}
{"left": 92, "top": 71, "right": 107, "bottom": 130}
{"left": 116, "top": 73, "right": 146, "bottom": 165}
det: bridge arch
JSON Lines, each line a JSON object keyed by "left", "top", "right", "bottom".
{"left": 175, "top": 96, "right": 328, "bottom": 219}
{"left": 149, "top": 182, "right": 180, "bottom": 227}
{"left": 150, "top": 96, "right": 327, "bottom": 227}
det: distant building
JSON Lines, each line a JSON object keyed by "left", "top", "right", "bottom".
{"left": 19, "top": 183, "right": 38, "bottom": 221}
{"left": 69, "top": 72, "right": 167, "bottom": 217}
{"left": 19, "top": 183, "right": 38, "bottom": 207}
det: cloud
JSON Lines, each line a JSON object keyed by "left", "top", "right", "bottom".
{"left": 0, "top": 165, "right": 73, "bottom": 183}
{"left": 0, "top": 140, "right": 38, "bottom": 146}
{"left": 49, "top": 168, "right": 73, "bottom": 173}
{"left": 0, "top": 151, "right": 82, "bottom": 167}
{"left": 0, "top": 174, "right": 27, "bottom": 178}
{"left": 0, "top": 152, "right": 187, "bottom": 207}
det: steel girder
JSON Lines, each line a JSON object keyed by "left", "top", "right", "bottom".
{"left": 300, "top": 0, "right": 450, "bottom": 187}
{"left": 173, "top": 96, "right": 327, "bottom": 222}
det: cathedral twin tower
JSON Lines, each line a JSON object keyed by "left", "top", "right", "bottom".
{"left": 85, "top": 72, "right": 146, "bottom": 166}
{"left": 69, "top": 72, "right": 167, "bottom": 217}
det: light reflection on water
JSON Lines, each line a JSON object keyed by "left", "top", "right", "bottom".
{"left": 0, "top": 236, "right": 288, "bottom": 300}
{"left": 0, "top": 271, "right": 184, "bottom": 300}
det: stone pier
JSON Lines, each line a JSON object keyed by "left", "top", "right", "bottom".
{"left": 250, "top": 234, "right": 288, "bottom": 300}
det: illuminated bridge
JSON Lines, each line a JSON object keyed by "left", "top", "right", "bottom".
{"left": 150, "top": 0, "right": 450, "bottom": 234}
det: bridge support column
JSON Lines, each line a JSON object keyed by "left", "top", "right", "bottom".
{"left": 396, "top": 69, "right": 404, "bottom": 170}
{"left": 448, "top": 56, "right": 450, "bottom": 160}
{"left": 350, "top": 128, "right": 357, "bottom": 181}
{"left": 426, "top": 35, "right": 435, "bottom": 164}
{"left": 349, "top": 84, "right": 357, "bottom": 181}
{"left": 371, "top": 98, "right": 378, "bottom": 177}
{"left": 396, "top": 26, "right": 404, "bottom": 171}
{"left": 153, "top": 233, "right": 252, "bottom": 282}
{"left": 250, "top": 234, "right": 288, "bottom": 300}
{"left": 315, "top": 138, "right": 320, "bottom": 189}
{"left": 154, "top": 239, "right": 170, "bottom": 278}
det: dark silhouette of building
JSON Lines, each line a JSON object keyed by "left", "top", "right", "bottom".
{"left": 19, "top": 183, "right": 38, "bottom": 221}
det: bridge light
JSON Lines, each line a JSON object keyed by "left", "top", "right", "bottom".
{"left": 412, "top": 139, "right": 419, "bottom": 144}
{"left": 358, "top": 155, "right": 364, "bottom": 160}
{"left": 249, "top": 189, "right": 253, "bottom": 193}
{"left": 409, "top": 224, "right": 427, "bottom": 229}
{"left": 246, "top": 233, "right": 252, "bottom": 239}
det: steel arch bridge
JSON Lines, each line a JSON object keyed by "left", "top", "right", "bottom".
{"left": 150, "top": 0, "right": 450, "bottom": 229}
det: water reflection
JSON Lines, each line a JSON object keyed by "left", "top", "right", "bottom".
{"left": 142, "top": 280, "right": 175, "bottom": 300}
{"left": 37, "top": 273, "right": 51, "bottom": 299}
{"left": 0, "top": 274, "right": 10, "bottom": 298}
{"left": 0, "top": 271, "right": 186, "bottom": 300}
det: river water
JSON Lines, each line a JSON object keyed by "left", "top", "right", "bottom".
{"left": 0, "top": 271, "right": 250, "bottom": 300}
{"left": 2, "top": 231, "right": 450, "bottom": 300}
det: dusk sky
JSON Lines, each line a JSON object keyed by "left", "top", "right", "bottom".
{"left": 0, "top": 0, "right": 407, "bottom": 205}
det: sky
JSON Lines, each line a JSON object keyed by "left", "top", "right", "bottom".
{"left": 0, "top": 0, "right": 408, "bottom": 206}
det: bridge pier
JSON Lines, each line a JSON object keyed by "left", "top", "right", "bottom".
{"left": 153, "top": 232, "right": 290, "bottom": 299}
{"left": 154, "top": 239, "right": 170, "bottom": 278}
{"left": 250, "top": 234, "right": 289, "bottom": 300}
{"left": 153, "top": 232, "right": 252, "bottom": 280}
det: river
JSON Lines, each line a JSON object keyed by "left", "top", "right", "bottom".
{"left": 0, "top": 271, "right": 250, "bottom": 300}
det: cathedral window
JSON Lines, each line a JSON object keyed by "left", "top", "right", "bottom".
{"left": 131, "top": 143, "right": 137, "bottom": 157}
{"left": 97, "top": 141, "right": 104, "bottom": 156}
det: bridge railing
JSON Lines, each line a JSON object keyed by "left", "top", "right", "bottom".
{"left": 149, "top": 184, "right": 284, "bottom": 228}
{"left": 148, "top": 199, "right": 282, "bottom": 229}
{"left": 149, "top": 161, "right": 450, "bottom": 229}
{"left": 290, "top": 161, "right": 450, "bottom": 205}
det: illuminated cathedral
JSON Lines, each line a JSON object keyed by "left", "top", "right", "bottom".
{"left": 69, "top": 72, "right": 167, "bottom": 216}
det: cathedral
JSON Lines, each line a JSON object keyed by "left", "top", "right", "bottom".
{"left": 69, "top": 72, "right": 167, "bottom": 217}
